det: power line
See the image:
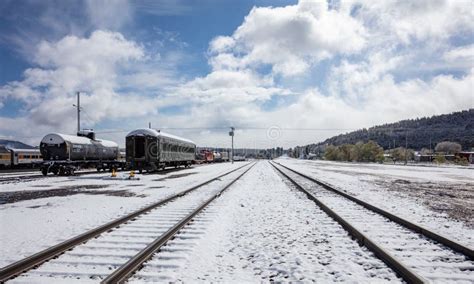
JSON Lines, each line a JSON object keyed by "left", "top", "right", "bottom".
{"left": 94, "top": 127, "right": 358, "bottom": 134}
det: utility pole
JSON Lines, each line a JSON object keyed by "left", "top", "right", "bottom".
{"left": 77, "top": 92, "right": 80, "bottom": 132}
{"left": 149, "top": 122, "right": 151, "bottom": 129}
{"left": 429, "top": 136, "right": 432, "bottom": 154}
{"left": 229, "top": 127, "right": 235, "bottom": 164}
{"left": 405, "top": 129, "right": 408, "bottom": 165}
{"left": 72, "top": 92, "right": 81, "bottom": 133}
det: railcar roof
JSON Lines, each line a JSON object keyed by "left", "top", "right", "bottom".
{"left": 6, "top": 148, "right": 41, "bottom": 153}
{"left": 41, "top": 133, "right": 118, "bottom": 147}
{"left": 126, "top": 128, "right": 195, "bottom": 145}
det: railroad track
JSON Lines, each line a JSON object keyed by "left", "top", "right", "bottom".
{"left": 0, "top": 165, "right": 198, "bottom": 183}
{"left": 0, "top": 170, "right": 109, "bottom": 183}
{"left": 0, "top": 162, "right": 254, "bottom": 283}
{"left": 270, "top": 161, "right": 474, "bottom": 283}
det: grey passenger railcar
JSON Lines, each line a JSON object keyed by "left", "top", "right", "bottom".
{"left": 40, "top": 131, "right": 123, "bottom": 175}
{"left": 0, "top": 146, "right": 11, "bottom": 168}
{"left": 10, "top": 148, "right": 42, "bottom": 166}
{"left": 126, "top": 129, "right": 195, "bottom": 172}
{"left": 0, "top": 146, "right": 42, "bottom": 168}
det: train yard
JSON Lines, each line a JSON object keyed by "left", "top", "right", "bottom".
{"left": 0, "top": 160, "right": 473, "bottom": 282}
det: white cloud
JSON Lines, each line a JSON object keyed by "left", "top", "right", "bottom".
{"left": 350, "top": 0, "right": 474, "bottom": 45}
{"left": 164, "top": 0, "right": 473, "bottom": 148}
{"left": 209, "top": 0, "right": 368, "bottom": 76}
{"left": 0, "top": 30, "right": 165, "bottom": 142}
{"left": 442, "top": 44, "right": 474, "bottom": 70}
{"left": 0, "top": 0, "right": 134, "bottom": 58}
{"left": 85, "top": 0, "right": 132, "bottom": 30}
{"left": 1, "top": 0, "right": 473, "bottom": 149}
{"left": 175, "top": 69, "right": 291, "bottom": 105}
{"left": 34, "top": 31, "right": 143, "bottom": 68}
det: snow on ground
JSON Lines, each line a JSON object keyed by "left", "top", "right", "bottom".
{"left": 0, "top": 162, "right": 248, "bottom": 267}
{"left": 131, "top": 161, "right": 401, "bottom": 282}
{"left": 276, "top": 158, "right": 474, "bottom": 248}
{"left": 0, "top": 171, "right": 38, "bottom": 178}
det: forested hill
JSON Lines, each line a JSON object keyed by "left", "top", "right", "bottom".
{"left": 315, "top": 109, "right": 473, "bottom": 150}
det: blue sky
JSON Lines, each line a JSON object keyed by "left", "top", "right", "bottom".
{"left": 0, "top": 0, "right": 473, "bottom": 148}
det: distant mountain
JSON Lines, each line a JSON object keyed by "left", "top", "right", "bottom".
{"left": 0, "top": 139, "right": 36, "bottom": 149}
{"left": 309, "top": 109, "right": 473, "bottom": 150}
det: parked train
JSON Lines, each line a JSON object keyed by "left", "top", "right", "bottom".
{"left": 40, "top": 130, "right": 125, "bottom": 176}
{"left": 0, "top": 146, "right": 43, "bottom": 168}
{"left": 195, "top": 149, "right": 230, "bottom": 163}
{"left": 126, "top": 128, "right": 196, "bottom": 173}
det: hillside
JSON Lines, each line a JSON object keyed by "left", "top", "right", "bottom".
{"left": 0, "top": 139, "right": 35, "bottom": 149}
{"left": 311, "top": 109, "right": 473, "bottom": 150}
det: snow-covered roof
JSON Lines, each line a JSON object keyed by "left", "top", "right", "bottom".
{"left": 41, "top": 133, "right": 118, "bottom": 148}
{"left": 126, "top": 128, "right": 195, "bottom": 145}
{"left": 6, "top": 148, "right": 40, "bottom": 153}
{"left": 96, "top": 139, "right": 118, "bottom": 147}
{"left": 42, "top": 133, "right": 92, "bottom": 145}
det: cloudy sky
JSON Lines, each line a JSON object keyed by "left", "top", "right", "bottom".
{"left": 0, "top": 0, "right": 472, "bottom": 148}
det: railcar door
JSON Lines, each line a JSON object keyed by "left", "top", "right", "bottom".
{"left": 134, "top": 136, "right": 146, "bottom": 159}
{"left": 125, "top": 137, "right": 134, "bottom": 162}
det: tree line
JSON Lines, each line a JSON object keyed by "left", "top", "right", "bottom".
{"left": 310, "top": 109, "right": 473, "bottom": 150}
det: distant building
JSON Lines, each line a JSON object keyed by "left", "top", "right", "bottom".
{"left": 456, "top": 152, "right": 474, "bottom": 164}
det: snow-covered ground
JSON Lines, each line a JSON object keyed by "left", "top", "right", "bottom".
{"left": 130, "top": 161, "right": 401, "bottom": 282}
{"left": 1, "top": 159, "right": 472, "bottom": 282}
{"left": 276, "top": 158, "right": 474, "bottom": 247}
{"left": 0, "top": 162, "right": 248, "bottom": 267}
{"left": 10, "top": 164, "right": 254, "bottom": 283}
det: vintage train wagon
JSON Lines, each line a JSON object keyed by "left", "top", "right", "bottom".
{"left": 0, "top": 146, "right": 11, "bottom": 168}
{"left": 40, "top": 132, "right": 124, "bottom": 175}
{"left": 126, "top": 128, "right": 196, "bottom": 172}
{"left": 11, "top": 148, "right": 43, "bottom": 167}
{"left": 214, "top": 151, "right": 229, "bottom": 162}
{"left": 202, "top": 150, "right": 214, "bottom": 163}
{"left": 0, "top": 146, "right": 42, "bottom": 168}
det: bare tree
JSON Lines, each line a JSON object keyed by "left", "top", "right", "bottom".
{"left": 435, "top": 141, "right": 462, "bottom": 154}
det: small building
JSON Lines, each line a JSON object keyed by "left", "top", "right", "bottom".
{"left": 455, "top": 152, "right": 474, "bottom": 164}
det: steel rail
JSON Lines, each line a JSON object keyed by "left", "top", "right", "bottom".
{"left": 270, "top": 161, "right": 426, "bottom": 284}
{"left": 102, "top": 162, "right": 256, "bottom": 283}
{"left": 0, "top": 165, "right": 201, "bottom": 182}
{"left": 0, "top": 170, "right": 117, "bottom": 182}
{"left": 273, "top": 161, "right": 474, "bottom": 259}
{"left": 0, "top": 162, "right": 252, "bottom": 282}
